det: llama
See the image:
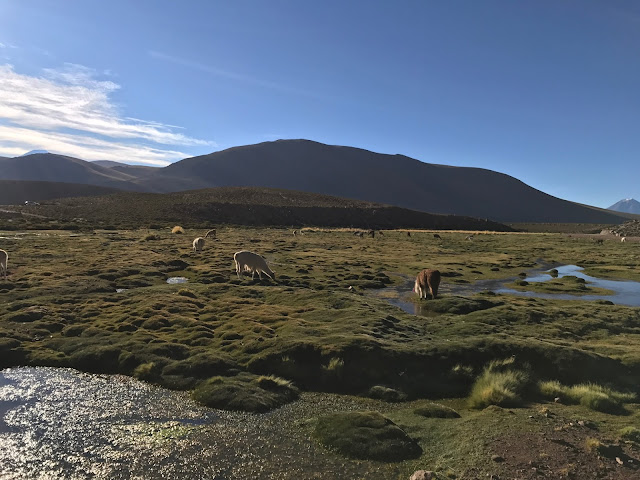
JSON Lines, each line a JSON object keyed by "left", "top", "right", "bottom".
{"left": 233, "top": 251, "right": 276, "bottom": 281}
{"left": 205, "top": 229, "right": 216, "bottom": 239}
{"left": 621, "top": 237, "right": 627, "bottom": 243}
{"left": 193, "top": 237, "right": 205, "bottom": 252}
{"left": 0, "top": 249, "right": 7, "bottom": 280}
{"left": 413, "top": 269, "right": 441, "bottom": 300}
{"left": 433, "top": 234, "right": 442, "bottom": 239}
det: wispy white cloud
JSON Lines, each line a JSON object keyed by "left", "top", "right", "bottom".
{"left": 0, "top": 125, "right": 187, "bottom": 166}
{"left": 149, "top": 50, "right": 324, "bottom": 99}
{"left": 0, "top": 63, "right": 215, "bottom": 164}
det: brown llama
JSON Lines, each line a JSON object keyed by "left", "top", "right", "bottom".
{"left": 413, "top": 269, "right": 441, "bottom": 300}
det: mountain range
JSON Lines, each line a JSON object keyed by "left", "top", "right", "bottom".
{"left": 1, "top": 140, "right": 636, "bottom": 224}
{"left": 608, "top": 198, "right": 640, "bottom": 215}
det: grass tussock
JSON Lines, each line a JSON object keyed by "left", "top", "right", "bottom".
{"left": 468, "top": 358, "right": 531, "bottom": 409}
{"left": 539, "top": 380, "right": 635, "bottom": 414}
{"left": 171, "top": 226, "right": 185, "bottom": 234}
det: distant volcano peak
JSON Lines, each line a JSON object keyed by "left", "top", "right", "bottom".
{"left": 608, "top": 198, "right": 640, "bottom": 215}
{"left": 20, "top": 149, "right": 50, "bottom": 156}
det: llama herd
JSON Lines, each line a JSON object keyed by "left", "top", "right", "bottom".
{"left": 188, "top": 228, "right": 438, "bottom": 299}
{"left": 6, "top": 228, "right": 632, "bottom": 301}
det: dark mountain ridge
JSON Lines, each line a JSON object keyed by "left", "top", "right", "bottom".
{"left": 2, "top": 140, "right": 636, "bottom": 224}
{"left": 136, "top": 140, "right": 633, "bottom": 224}
{"left": 0, "top": 153, "right": 146, "bottom": 191}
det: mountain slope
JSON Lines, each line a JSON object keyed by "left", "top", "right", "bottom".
{"left": 0, "top": 153, "right": 147, "bottom": 191}
{"left": 92, "top": 160, "right": 158, "bottom": 179}
{"left": 137, "top": 139, "right": 632, "bottom": 223}
{"left": 18, "top": 186, "right": 513, "bottom": 230}
{"left": 608, "top": 198, "right": 640, "bottom": 215}
{"left": 0, "top": 180, "right": 123, "bottom": 205}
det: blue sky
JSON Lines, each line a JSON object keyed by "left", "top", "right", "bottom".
{"left": 0, "top": 0, "right": 638, "bottom": 208}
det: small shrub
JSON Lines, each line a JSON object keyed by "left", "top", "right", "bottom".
{"left": 539, "top": 380, "right": 563, "bottom": 398}
{"left": 142, "top": 234, "right": 159, "bottom": 241}
{"left": 178, "top": 289, "right": 197, "bottom": 298}
{"left": 584, "top": 437, "right": 602, "bottom": 454}
{"left": 451, "top": 364, "right": 474, "bottom": 379}
{"left": 585, "top": 437, "right": 625, "bottom": 459}
{"left": 172, "top": 226, "right": 185, "bottom": 234}
{"left": 324, "top": 357, "right": 344, "bottom": 374}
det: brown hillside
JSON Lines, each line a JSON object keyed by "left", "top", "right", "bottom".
{"left": 0, "top": 180, "right": 123, "bottom": 205}
{"left": 134, "top": 139, "right": 634, "bottom": 224}
{"left": 17, "top": 186, "right": 513, "bottom": 231}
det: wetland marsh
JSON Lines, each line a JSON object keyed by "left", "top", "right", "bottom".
{"left": 1, "top": 227, "right": 640, "bottom": 479}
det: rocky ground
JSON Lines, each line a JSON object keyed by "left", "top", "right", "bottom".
{"left": 603, "top": 219, "right": 640, "bottom": 238}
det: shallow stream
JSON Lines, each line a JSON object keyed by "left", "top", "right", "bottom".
{"left": 0, "top": 367, "right": 400, "bottom": 479}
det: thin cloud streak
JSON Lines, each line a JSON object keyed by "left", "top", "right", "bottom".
{"left": 0, "top": 125, "right": 183, "bottom": 166}
{"left": 149, "top": 50, "right": 325, "bottom": 99}
{"left": 0, "top": 63, "right": 214, "bottom": 164}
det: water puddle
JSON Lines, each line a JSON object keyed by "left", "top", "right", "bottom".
{"left": 166, "top": 277, "right": 188, "bottom": 284}
{"left": 374, "top": 265, "right": 640, "bottom": 316}
{"left": 495, "top": 265, "right": 640, "bottom": 306}
{"left": 0, "top": 367, "right": 397, "bottom": 479}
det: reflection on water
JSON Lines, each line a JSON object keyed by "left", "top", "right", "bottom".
{"left": 495, "top": 265, "right": 640, "bottom": 306}
{"left": 0, "top": 367, "right": 400, "bottom": 479}
{"left": 376, "top": 265, "right": 640, "bottom": 316}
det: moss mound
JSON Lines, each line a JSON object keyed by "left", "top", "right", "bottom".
{"left": 423, "top": 297, "right": 502, "bottom": 315}
{"left": 367, "top": 385, "right": 407, "bottom": 402}
{"left": 192, "top": 373, "right": 299, "bottom": 412}
{"left": 314, "top": 411, "right": 422, "bottom": 461}
{"left": 413, "top": 402, "right": 461, "bottom": 418}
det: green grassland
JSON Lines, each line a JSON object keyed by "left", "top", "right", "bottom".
{"left": 2, "top": 226, "right": 640, "bottom": 478}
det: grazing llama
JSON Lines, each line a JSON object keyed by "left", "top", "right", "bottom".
{"left": 414, "top": 269, "right": 441, "bottom": 300}
{"left": 233, "top": 251, "right": 276, "bottom": 281}
{"left": 192, "top": 237, "right": 205, "bottom": 252}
